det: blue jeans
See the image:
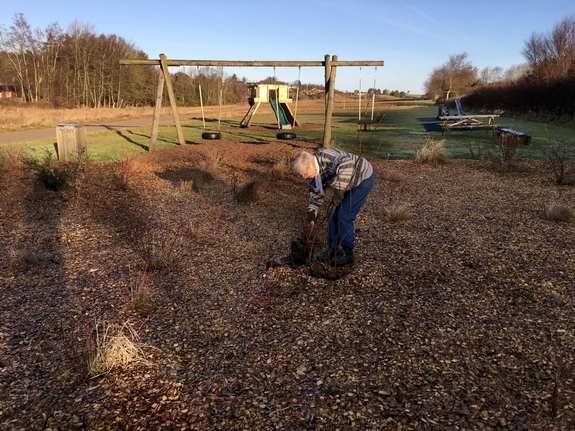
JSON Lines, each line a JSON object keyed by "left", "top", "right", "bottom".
{"left": 328, "top": 172, "right": 375, "bottom": 249}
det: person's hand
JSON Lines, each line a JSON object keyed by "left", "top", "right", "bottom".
{"left": 307, "top": 210, "right": 317, "bottom": 223}
{"left": 332, "top": 190, "right": 344, "bottom": 207}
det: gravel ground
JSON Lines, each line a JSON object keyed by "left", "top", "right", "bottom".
{"left": 1, "top": 137, "right": 575, "bottom": 430}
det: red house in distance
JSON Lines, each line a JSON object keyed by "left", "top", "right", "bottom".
{"left": 0, "top": 84, "right": 23, "bottom": 99}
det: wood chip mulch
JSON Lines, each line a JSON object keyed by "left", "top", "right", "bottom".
{"left": 1, "top": 138, "right": 575, "bottom": 430}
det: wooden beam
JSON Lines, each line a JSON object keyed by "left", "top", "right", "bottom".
{"left": 120, "top": 59, "right": 384, "bottom": 68}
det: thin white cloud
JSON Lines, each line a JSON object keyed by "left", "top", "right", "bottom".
{"left": 403, "top": 2, "right": 491, "bottom": 50}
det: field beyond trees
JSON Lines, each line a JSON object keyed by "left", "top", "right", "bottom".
{"left": 1, "top": 100, "right": 575, "bottom": 429}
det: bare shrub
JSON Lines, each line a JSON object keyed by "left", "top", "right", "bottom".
{"left": 112, "top": 171, "right": 131, "bottom": 190}
{"left": 540, "top": 139, "right": 575, "bottom": 185}
{"left": 183, "top": 219, "right": 204, "bottom": 241}
{"left": 0, "top": 146, "right": 25, "bottom": 172}
{"left": 112, "top": 147, "right": 138, "bottom": 190}
{"left": 543, "top": 201, "right": 573, "bottom": 222}
{"left": 235, "top": 179, "right": 265, "bottom": 203}
{"left": 116, "top": 271, "right": 163, "bottom": 314}
{"left": 415, "top": 136, "right": 450, "bottom": 164}
{"left": 466, "top": 141, "right": 494, "bottom": 160}
{"left": 116, "top": 146, "right": 138, "bottom": 173}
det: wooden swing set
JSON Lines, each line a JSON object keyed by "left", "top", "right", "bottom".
{"left": 119, "top": 54, "right": 384, "bottom": 151}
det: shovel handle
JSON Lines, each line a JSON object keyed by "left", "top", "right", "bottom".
{"left": 305, "top": 221, "right": 314, "bottom": 242}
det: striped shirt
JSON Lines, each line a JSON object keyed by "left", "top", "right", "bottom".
{"left": 307, "top": 149, "right": 374, "bottom": 211}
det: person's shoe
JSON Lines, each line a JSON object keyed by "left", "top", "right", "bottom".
{"left": 317, "top": 248, "right": 337, "bottom": 261}
{"left": 332, "top": 247, "right": 354, "bottom": 266}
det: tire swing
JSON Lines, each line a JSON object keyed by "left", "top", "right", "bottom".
{"left": 276, "top": 132, "right": 296, "bottom": 140}
{"left": 202, "top": 131, "right": 221, "bottom": 140}
{"left": 276, "top": 66, "right": 300, "bottom": 141}
{"left": 201, "top": 67, "right": 224, "bottom": 141}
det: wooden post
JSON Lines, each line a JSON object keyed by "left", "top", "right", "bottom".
{"left": 159, "top": 54, "right": 185, "bottom": 145}
{"left": 322, "top": 55, "right": 337, "bottom": 149}
{"left": 150, "top": 70, "right": 165, "bottom": 152}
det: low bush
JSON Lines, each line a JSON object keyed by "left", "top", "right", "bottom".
{"left": 22, "top": 149, "right": 68, "bottom": 191}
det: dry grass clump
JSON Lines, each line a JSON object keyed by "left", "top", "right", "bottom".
{"left": 380, "top": 168, "right": 407, "bottom": 183}
{"left": 384, "top": 202, "right": 412, "bottom": 221}
{"left": 267, "top": 157, "right": 291, "bottom": 181}
{"left": 235, "top": 179, "right": 265, "bottom": 203}
{"left": 131, "top": 229, "right": 181, "bottom": 271}
{"left": 85, "top": 321, "right": 146, "bottom": 378}
{"left": 415, "top": 136, "right": 450, "bottom": 164}
{"left": 543, "top": 201, "right": 573, "bottom": 222}
{"left": 197, "top": 151, "right": 224, "bottom": 181}
{"left": 177, "top": 179, "right": 196, "bottom": 194}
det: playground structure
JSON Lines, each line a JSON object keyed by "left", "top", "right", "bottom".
{"left": 240, "top": 84, "right": 300, "bottom": 129}
{"left": 119, "top": 55, "right": 384, "bottom": 150}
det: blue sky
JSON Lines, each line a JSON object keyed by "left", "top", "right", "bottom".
{"left": 2, "top": 0, "right": 574, "bottom": 94}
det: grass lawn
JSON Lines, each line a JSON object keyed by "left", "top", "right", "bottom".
{"left": 3, "top": 102, "right": 574, "bottom": 163}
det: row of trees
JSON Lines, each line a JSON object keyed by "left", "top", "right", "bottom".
{"left": 0, "top": 14, "right": 154, "bottom": 107}
{"left": 0, "top": 13, "right": 253, "bottom": 108}
{"left": 423, "top": 52, "right": 527, "bottom": 101}
{"left": 365, "top": 88, "right": 411, "bottom": 98}
{"left": 465, "top": 15, "right": 575, "bottom": 119}
{"left": 1, "top": 13, "right": 334, "bottom": 109}
{"left": 425, "top": 15, "right": 575, "bottom": 120}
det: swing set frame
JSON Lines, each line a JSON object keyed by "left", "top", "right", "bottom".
{"left": 119, "top": 54, "right": 384, "bottom": 150}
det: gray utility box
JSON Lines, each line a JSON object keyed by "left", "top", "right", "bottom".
{"left": 56, "top": 123, "right": 87, "bottom": 162}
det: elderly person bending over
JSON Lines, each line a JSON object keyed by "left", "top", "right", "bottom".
{"left": 292, "top": 149, "right": 374, "bottom": 266}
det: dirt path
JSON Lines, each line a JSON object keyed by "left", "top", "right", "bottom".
{"left": 0, "top": 114, "right": 202, "bottom": 146}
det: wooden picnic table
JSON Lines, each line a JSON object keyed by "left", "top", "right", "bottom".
{"left": 438, "top": 114, "right": 499, "bottom": 134}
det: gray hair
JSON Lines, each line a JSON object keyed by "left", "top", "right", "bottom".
{"left": 292, "top": 151, "right": 315, "bottom": 174}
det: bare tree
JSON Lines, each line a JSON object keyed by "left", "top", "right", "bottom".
{"left": 425, "top": 52, "right": 478, "bottom": 101}
{"left": 0, "top": 14, "right": 64, "bottom": 103}
{"left": 522, "top": 15, "right": 575, "bottom": 81}
{"left": 0, "top": 13, "right": 35, "bottom": 101}
{"left": 504, "top": 64, "right": 529, "bottom": 82}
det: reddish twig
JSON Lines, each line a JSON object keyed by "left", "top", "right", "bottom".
{"left": 236, "top": 262, "right": 277, "bottom": 309}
